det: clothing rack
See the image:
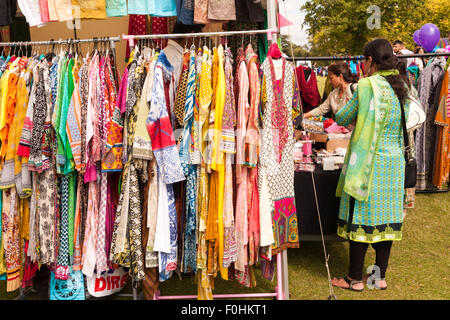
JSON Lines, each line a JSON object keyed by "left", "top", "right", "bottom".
{"left": 0, "top": 34, "right": 131, "bottom": 301}
{"left": 122, "top": 28, "right": 278, "bottom": 47}
{"left": 291, "top": 52, "right": 450, "bottom": 195}
{"left": 123, "top": 27, "right": 290, "bottom": 301}
{"left": 2, "top": 29, "right": 447, "bottom": 299}
{"left": 290, "top": 52, "right": 449, "bottom": 61}
{"left": 416, "top": 188, "right": 449, "bottom": 194}
{"left": 153, "top": 253, "right": 284, "bottom": 300}
{"left": 2, "top": 29, "right": 289, "bottom": 301}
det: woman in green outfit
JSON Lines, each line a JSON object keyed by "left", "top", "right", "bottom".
{"left": 330, "top": 39, "right": 410, "bottom": 292}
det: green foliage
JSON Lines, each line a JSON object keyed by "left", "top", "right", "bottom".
{"left": 280, "top": 34, "right": 311, "bottom": 57}
{"left": 301, "top": 0, "right": 446, "bottom": 55}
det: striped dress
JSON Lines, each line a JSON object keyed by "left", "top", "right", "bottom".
{"left": 336, "top": 84, "right": 405, "bottom": 243}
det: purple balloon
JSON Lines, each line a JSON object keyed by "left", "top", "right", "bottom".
{"left": 419, "top": 23, "right": 440, "bottom": 52}
{"left": 413, "top": 30, "right": 421, "bottom": 45}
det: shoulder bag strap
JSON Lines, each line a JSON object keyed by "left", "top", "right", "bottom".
{"left": 399, "top": 98, "right": 410, "bottom": 161}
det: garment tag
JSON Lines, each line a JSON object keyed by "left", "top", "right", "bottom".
{"left": 54, "top": 265, "right": 70, "bottom": 280}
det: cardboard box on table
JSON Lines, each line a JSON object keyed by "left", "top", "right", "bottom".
{"left": 308, "top": 133, "right": 350, "bottom": 153}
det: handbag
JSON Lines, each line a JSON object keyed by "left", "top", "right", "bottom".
{"left": 406, "top": 94, "right": 426, "bottom": 132}
{"left": 400, "top": 99, "right": 417, "bottom": 188}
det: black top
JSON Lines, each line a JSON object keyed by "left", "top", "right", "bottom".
{"left": 235, "top": 0, "right": 265, "bottom": 23}
{"left": 0, "top": 0, "right": 16, "bottom": 27}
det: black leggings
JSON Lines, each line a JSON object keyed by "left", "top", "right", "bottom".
{"left": 348, "top": 240, "right": 393, "bottom": 281}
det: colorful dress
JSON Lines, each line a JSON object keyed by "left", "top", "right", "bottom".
{"left": 259, "top": 56, "right": 299, "bottom": 255}
{"left": 209, "top": 45, "right": 228, "bottom": 280}
{"left": 432, "top": 68, "right": 450, "bottom": 189}
{"left": 146, "top": 50, "right": 186, "bottom": 281}
{"left": 234, "top": 47, "right": 249, "bottom": 273}
{"left": 335, "top": 73, "right": 407, "bottom": 243}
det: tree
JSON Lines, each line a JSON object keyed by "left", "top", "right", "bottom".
{"left": 424, "top": 0, "right": 450, "bottom": 38}
{"left": 280, "top": 34, "right": 311, "bottom": 57}
{"left": 301, "top": 0, "right": 444, "bottom": 55}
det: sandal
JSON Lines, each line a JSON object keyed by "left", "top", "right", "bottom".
{"left": 362, "top": 274, "right": 388, "bottom": 290}
{"left": 332, "top": 276, "right": 364, "bottom": 292}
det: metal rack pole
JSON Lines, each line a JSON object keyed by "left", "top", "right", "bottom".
{"left": 122, "top": 28, "right": 278, "bottom": 47}
{"left": 290, "top": 52, "right": 449, "bottom": 61}
{"left": 153, "top": 252, "right": 284, "bottom": 300}
{"left": 0, "top": 36, "right": 121, "bottom": 47}
{"left": 122, "top": 28, "right": 277, "bottom": 40}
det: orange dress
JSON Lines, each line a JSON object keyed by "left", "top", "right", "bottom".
{"left": 0, "top": 70, "right": 19, "bottom": 166}
{"left": 433, "top": 68, "right": 450, "bottom": 189}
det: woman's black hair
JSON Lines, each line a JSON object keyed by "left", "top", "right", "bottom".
{"left": 363, "top": 38, "right": 409, "bottom": 105}
{"left": 414, "top": 45, "right": 424, "bottom": 54}
{"left": 396, "top": 58, "right": 411, "bottom": 89}
{"left": 327, "top": 62, "right": 356, "bottom": 83}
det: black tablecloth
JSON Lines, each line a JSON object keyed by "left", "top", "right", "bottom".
{"left": 294, "top": 167, "right": 341, "bottom": 235}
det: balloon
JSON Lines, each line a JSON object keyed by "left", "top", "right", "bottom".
{"left": 413, "top": 30, "right": 421, "bottom": 45}
{"left": 419, "top": 23, "right": 440, "bottom": 52}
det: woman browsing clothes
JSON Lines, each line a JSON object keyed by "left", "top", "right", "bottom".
{"left": 303, "top": 62, "right": 357, "bottom": 123}
{"left": 330, "top": 39, "right": 411, "bottom": 292}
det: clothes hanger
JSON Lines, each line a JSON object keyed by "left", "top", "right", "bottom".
{"left": 93, "top": 37, "right": 99, "bottom": 57}
{"left": 104, "top": 37, "right": 108, "bottom": 56}
{"left": 105, "top": 37, "right": 110, "bottom": 60}
{"left": 74, "top": 39, "right": 80, "bottom": 61}
{"left": 57, "top": 38, "right": 62, "bottom": 56}
{"left": 50, "top": 38, "right": 56, "bottom": 55}
{"left": 86, "top": 40, "right": 91, "bottom": 61}
{"left": 98, "top": 38, "right": 102, "bottom": 56}
{"left": 153, "top": 38, "right": 159, "bottom": 53}
{"left": 190, "top": 36, "right": 195, "bottom": 51}
{"left": 75, "top": 38, "right": 82, "bottom": 59}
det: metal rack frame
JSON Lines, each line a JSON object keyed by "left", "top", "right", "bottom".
{"left": 290, "top": 52, "right": 449, "bottom": 61}
{"left": 2, "top": 31, "right": 448, "bottom": 300}
{"left": 123, "top": 27, "right": 289, "bottom": 301}
{"left": 291, "top": 51, "right": 449, "bottom": 193}
{"left": 122, "top": 28, "right": 278, "bottom": 48}
{"left": 0, "top": 36, "right": 121, "bottom": 47}
{"left": 2, "top": 26, "right": 290, "bottom": 301}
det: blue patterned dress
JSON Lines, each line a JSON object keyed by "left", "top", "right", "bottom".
{"left": 336, "top": 84, "right": 405, "bottom": 243}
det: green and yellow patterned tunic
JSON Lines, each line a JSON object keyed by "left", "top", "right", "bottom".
{"left": 335, "top": 72, "right": 408, "bottom": 243}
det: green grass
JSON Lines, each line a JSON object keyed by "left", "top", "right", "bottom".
{"left": 1, "top": 192, "right": 449, "bottom": 300}
{"left": 288, "top": 191, "right": 450, "bottom": 300}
